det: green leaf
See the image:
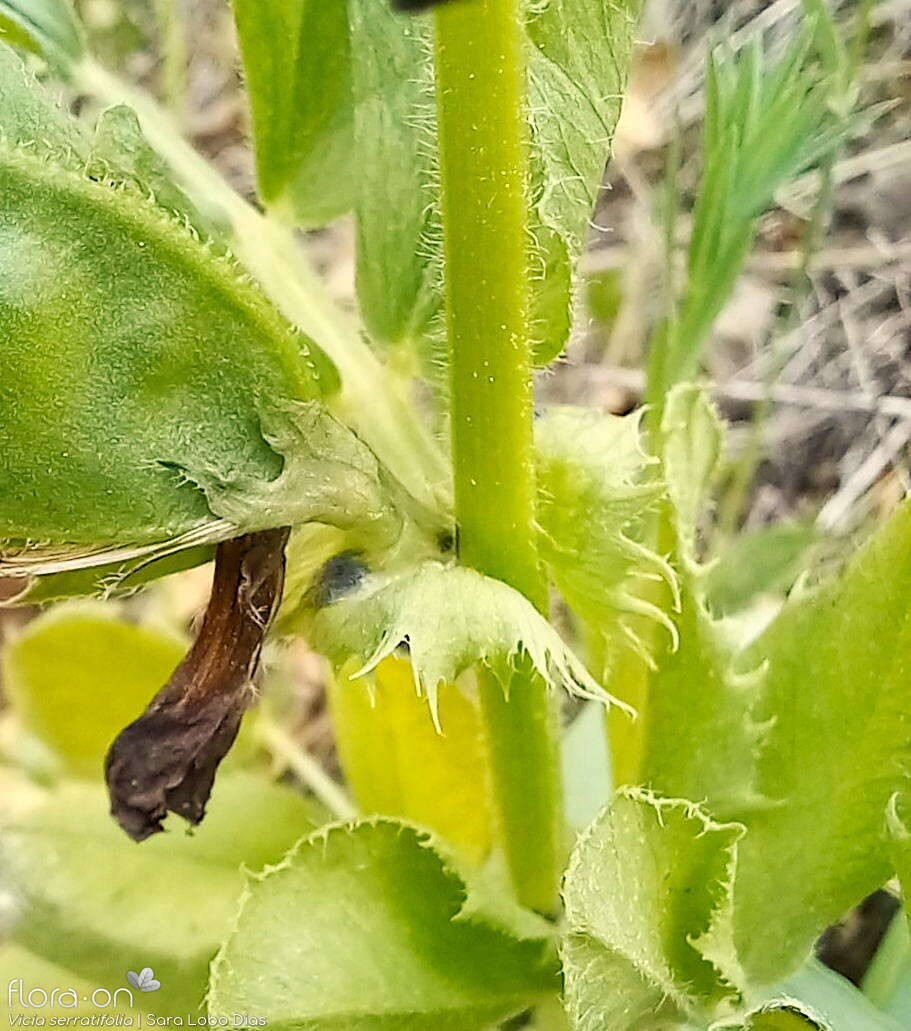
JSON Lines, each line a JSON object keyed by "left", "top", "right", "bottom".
{"left": 2, "top": 604, "right": 185, "bottom": 778}
{"left": 231, "top": 0, "right": 355, "bottom": 227}
{"left": 524, "top": 0, "right": 643, "bottom": 360}
{"left": 729, "top": 498, "right": 911, "bottom": 984}
{"left": 0, "top": 0, "right": 84, "bottom": 67}
{"left": 298, "top": 559, "right": 625, "bottom": 726}
{"left": 0, "top": 38, "right": 90, "bottom": 159}
{"left": 800, "top": 0, "right": 863, "bottom": 114}
{"left": 705, "top": 523, "right": 820, "bottom": 616}
{"left": 862, "top": 903, "right": 911, "bottom": 1026}
{"left": 1, "top": 774, "right": 322, "bottom": 1015}
{"left": 91, "top": 103, "right": 226, "bottom": 242}
{"left": 329, "top": 654, "right": 493, "bottom": 863}
{"left": 349, "top": 0, "right": 640, "bottom": 363}
{"left": 626, "top": 387, "right": 767, "bottom": 817}
{"left": 637, "top": 580, "right": 766, "bottom": 819}
{"left": 535, "top": 405, "right": 676, "bottom": 666}
{"left": 591, "top": 390, "right": 911, "bottom": 1005}
{"left": 661, "top": 385, "right": 724, "bottom": 546}
{"left": 560, "top": 790, "right": 904, "bottom": 1029}
{"left": 208, "top": 819, "right": 559, "bottom": 1029}
{"left": 561, "top": 790, "right": 744, "bottom": 1031}
{"left": 0, "top": 45, "right": 399, "bottom": 570}
{"left": 715, "top": 967, "right": 901, "bottom": 1031}
{"left": 348, "top": 0, "right": 439, "bottom": 349}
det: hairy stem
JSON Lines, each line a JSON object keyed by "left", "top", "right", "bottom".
{"left": 434, "top": 0, "right": 562, "bottom": 913}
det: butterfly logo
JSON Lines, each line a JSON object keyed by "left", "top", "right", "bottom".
{"left": 127, "top": 968, "right": 161, "bottom": 993}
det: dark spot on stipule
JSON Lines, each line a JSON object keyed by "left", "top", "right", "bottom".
{"left": 104, "top": 527, "right": 291, "bottom": 842}
{"left": 310, "top": 550, "right": 368, "bottom": 608}
{"left": 437, "top": 527, "right": 457, "bottom": 555}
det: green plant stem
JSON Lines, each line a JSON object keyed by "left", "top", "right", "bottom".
{"left": 434, "top": 0, "right": 562, "bottom": 914}
{"left": 73, "top": 59, "right": 448, "bottom": 513}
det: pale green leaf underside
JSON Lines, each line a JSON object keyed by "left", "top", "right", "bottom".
{"left": 561, "top": 702, "right": 614, "bottom": 832}
{"left": 208, "top": 820, "right": 558, "bottom": 1030}
{"left": 1, "top": 544, "right": 213, "bottom": 606}
{"left": 231, "top": 0, "right": 355, "bottom": 227}
{"left": 1, "top": 775, "right": 321, "bottom": 1016}
{"left": 871, "top": 802, "right": 911, "bottom": 1024}
{"left": 351, "top": 0, "right": 641, "bottom": 363}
